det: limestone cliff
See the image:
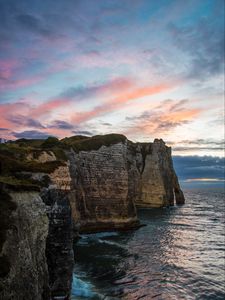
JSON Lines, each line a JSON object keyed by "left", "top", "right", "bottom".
{"left": 67, "top": 142, "right": 138, "bottom": 233}
{"left": 0, "top": 134, "right": 184, "bottom": 299}
{"left": 64, "top": 135, "right": 184, "bottom": 231}
{"left": 0, "top": 191, "right": 49, "bottom": 300}
{"left": 41, "top": 189, "right": 74, "bottom": 299}
{"left": 128, "top": 138, "right": 185, "bottom": 208}
{"left": 0, "top": 142, "right": 74, "bottom": 299}
{"left": 0, "top": 188, "right": 74, "bottom": 300}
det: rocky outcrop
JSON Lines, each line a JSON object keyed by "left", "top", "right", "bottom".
{"left": 0, "top": 191, "right": 50, "bottom": 300}
{"left": 41, "top": 189, "right": 74, "bottom": 299}
{"left": 128, "top": 139, "right": 185, "bottom": 208}
{"left": 0, "top": 158, "right": 74, "bottom": 300}
{"left": 27, "top": 151, "right": 57, "bottom": 163}
{"left": 66, "top": 137, "right": 184, "bottom": 231}
{"left": 67, "top": 142, "right": 139, "bottom": 233}
{"left": 0, "top": 134, "right": 184, "bottom": 299}
{"left": 49, "top": 163, "right": 71, "bottom": 191}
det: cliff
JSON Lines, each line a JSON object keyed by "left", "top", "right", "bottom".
{"left": 0, "top": 143, "right": 74, "bottom": 299}
{"left": 65, "top": 135, "right": 184, "bottom": 231}
{"left": 0, "top": 134, "right": 184, "bottom": 299}
{"left": 0, "top": 190, "right": 49, "bottom": 300}
{"left": 127, "top": 138, "right": 185, "bottom": 208}
{"left": 67, "top": 142, "right": 138, "bottom": 233}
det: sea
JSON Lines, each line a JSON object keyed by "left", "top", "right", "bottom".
{"left": 71, "top": 188, "right": 225, "bottom": 300}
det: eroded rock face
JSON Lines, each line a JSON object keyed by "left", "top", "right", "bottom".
{"left": 0, "top": 135, "right": 184, "bottom": 299}
{"left": 0, "top": 192, "right": 50, "bottom": 300}
{"left": 49, "top": 163, "right": 71, "bottom": 191}
{"left": 0, "top": 161, "right": 75, "bottom": 299}
{"left": 67, "top": 142, "right": 139, "bottom": 232}
{"left": 131, "top": 139, "right": 185, "bottom": 208}
{"left": 66, "top": 138, "right": 185, "bottom": 232}
{"left": 41, "top": 189, "right": 74, "bottom": 299}
{"left": 27, "top": 151, "right": 57, "bottom": 163}
{"left": 66, "top": 138, "right": 184, "bottom": 231}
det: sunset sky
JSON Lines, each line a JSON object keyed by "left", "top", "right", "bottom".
{"left": 0, "top": 0, "right": 224, "bottom": 170}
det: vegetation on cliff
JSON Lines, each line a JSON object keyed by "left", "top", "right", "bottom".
{"left": 0, "top": 134, "right": 127, "bottom": 190}
{"left": 62, "top": 133, "right": 126, "bottom": 152}
{"left": 0, "top": 139, "right": 64, "bottom": 191}
{"left": 0, "top": 188, "right": 17, "bottom": 279}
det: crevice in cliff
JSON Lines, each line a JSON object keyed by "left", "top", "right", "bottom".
{"left": 41, "top": 188, "right": 74, "bottom": 300}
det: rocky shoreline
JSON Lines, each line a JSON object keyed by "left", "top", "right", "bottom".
{"left": 0, "top": 134, "right": 184, "bottom": 299}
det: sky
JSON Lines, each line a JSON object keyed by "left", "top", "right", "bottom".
{"left": 0, "top": 0, "right": 224, "bottom": 184}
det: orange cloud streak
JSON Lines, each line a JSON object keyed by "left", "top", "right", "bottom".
{"left": 31, "top": 98, "right": 70, "bottom": 118}
{"left": 71, "top": 83, "right": 172, "bottom": 124}
{"left": 125, "top": 102, "right": 202, "bottom": 138}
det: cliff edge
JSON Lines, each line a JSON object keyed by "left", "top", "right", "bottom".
{"left": 0, "top": 133, "right": 184, "bottom": 299}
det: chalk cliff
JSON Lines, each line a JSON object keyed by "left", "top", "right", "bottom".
{"left": 67, "top": 142, "right": 138, "bottom": 232}
{"left": 65, "top": 136, "right": 184, "bottom": 231}
{"left": 0, "top": 191, "right": 49, "bottom": 300}
{"left": 127, "top": 138, "right": 185, "bottom": 208}
{"left": 0, "top": 134, "right": 184, "bottom": 299}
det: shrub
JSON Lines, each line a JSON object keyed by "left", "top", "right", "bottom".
{"left": 42, "top": 136, "right": 59, "bottom": 148}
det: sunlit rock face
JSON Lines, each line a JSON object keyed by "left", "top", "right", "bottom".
{"left": 131, "top": 139, "right": 185, "bottom": 208}
{"left": 49, "top": 163, "right": 71, "bottom": 191}
{"left": 27, "top": 150, "right": 57, "bottom": 163}
{"left": 67, "top": 138, "right": 184, "bottom": 231}
{"left": 67, "top": 142, "right": 139, "bottom": 233}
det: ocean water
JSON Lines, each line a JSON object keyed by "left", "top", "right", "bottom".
{"left": 71, "top": 188, "right": 225, "bottom": 300}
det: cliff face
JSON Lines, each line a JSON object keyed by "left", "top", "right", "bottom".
{"left": 128, "top": 139, "right": 185, "bottom": 208}
{"left": 0, "top": 146, "right": 74, "bottom": 300}
{"left": 0, "top": 188, "right": 74, "bottom": 300}
{"left": 66, "top": 136, "right": 184, "bottom": 231}
{"left": 0, "top": 191, "right": 49, "bottom": 300}
{"left": 0, "top": 134, "right": 184, "bottom": 299}
{"left": 67, "top": 142, "right": 138, "bottom": 232}
{"left": 41, "top": 189, "right": 74, "bottom": 299}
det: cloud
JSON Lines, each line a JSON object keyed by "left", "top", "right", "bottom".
{"left": 167, "top": 139, "right": 225, "bottom": 153}
{"left": 125, "top": 99, "right": 201, "bottom": 136}
{"left": 173, "top": 146, "right": 223, "bottom": 151}
{"left": 15, "top": 14, "right": 54, "bottom": 37}
{"left": 72, "top": 130, "right": 93, "bottom": 136}
{"left": 169, "top": 139, "right": 225, "bottom": 146}
{"left": 31, "top": 99, "right": 70, "bottom": 118}
{"left": 184, "top": 178, "right": 224, "bottom": 182}
{"left": 168, "top": 10, "right": 224, "bottom": 80}
{"left": 13, "top": 130, "right": 51, "bottom": 139}
{"left": 59, "top": 77, "right": 134, "bottom": 101}
{"left": 71, "top": 82, "right": 172, "bottom": 124}
{"left": 173, "top": 155, "right": 225, "bottom": 181}
{"left": 101, "top": 122, "right": 112, "bottom": 126}
{"left": 48, "top": 120, "right": 74, "bottom": 130}
{"left": 7, "top": 115, "right": 45, "bottom": 129}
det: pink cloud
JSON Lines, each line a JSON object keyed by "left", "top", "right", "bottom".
{"left": 31, "top": 98, "right": 71, "bottom": 118}
{"left": 71, "top": 82, "right": 172, "bottom": 124}
{"left": 0, "top": 59, "right": 21, "bottom": 81}
{"left": 124, "top": 100, "right": 202, "bottom": 138}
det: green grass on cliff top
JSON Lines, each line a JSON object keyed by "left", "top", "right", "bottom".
{"left": 61, "top": 133, "right": 127, "bottom": 152}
